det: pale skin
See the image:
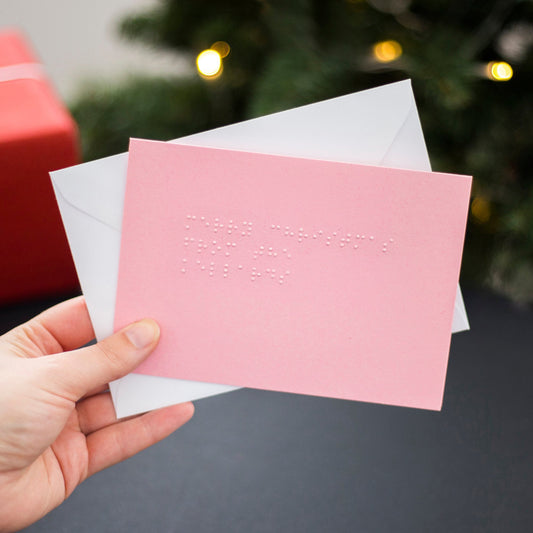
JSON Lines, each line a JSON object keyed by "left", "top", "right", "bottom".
{"left": 0, "top": 297, "right": 194, "bottom": 532}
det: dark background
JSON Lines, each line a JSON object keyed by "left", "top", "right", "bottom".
{"left": 0, "top": 288, "right": 529, "bottom": 533}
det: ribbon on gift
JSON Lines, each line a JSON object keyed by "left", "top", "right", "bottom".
{"left": 0, "top": 62, "right": 45, "bottom": 83}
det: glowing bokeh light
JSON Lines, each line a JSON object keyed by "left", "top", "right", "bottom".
{"left": 373, "top": 40, "right": 403, "bottom": 63}
{"left": 211, "top": 41, "right": 230, "bottom": 58}
{"left": 197, "top": 49, "right": 222, "bottom": 78}
{"left": 471, "top": 197, "right": 491, "bottom": 223}
{"left": 486, "top": 61, "right": 513, "bottom": 81}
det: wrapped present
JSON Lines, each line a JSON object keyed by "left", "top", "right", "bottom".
{"left": 0, "top": 28, "right": 80, "bottom": 305}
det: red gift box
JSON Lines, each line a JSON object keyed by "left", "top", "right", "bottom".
{"left": 0, "top": 29, "right": 80, "bottom": 305}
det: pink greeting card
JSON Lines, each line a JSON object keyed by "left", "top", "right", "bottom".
{"left": 115, "top": 139, "right": 471, "bottom": 410}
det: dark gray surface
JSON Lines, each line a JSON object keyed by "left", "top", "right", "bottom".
{"left": 1, "top": 289, "right": 532, "bottom": 532}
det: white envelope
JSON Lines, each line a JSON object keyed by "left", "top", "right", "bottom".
{"left": 50, "top": 79, "right": 469, "bottom": 418}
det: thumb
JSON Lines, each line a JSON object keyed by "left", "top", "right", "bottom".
{"left": 44, "top": 319, "right": 160, "bottom": 401}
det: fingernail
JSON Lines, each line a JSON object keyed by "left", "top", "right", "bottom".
{"left": 125, "top": 320, "right": 159, "bottom": 349}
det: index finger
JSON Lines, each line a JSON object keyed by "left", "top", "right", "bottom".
{"left": 24, "top": 296, "right": 95, "bottom": 352}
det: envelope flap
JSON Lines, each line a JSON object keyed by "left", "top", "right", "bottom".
{"left": 50, "top": 80, "right": 415, "bottom": 232}
{"left": 50, "top": 153, "right": 128, "bottom": 231}
{"left": 179, "top": 80, "right": 416, "bottom": 165}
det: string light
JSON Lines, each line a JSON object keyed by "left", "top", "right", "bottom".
{"left": 471, "top": 197, "right": 491, "bottom": 223}
{"left": 196, "top": 49, "right": 222, "bottom": 78}
{"left": 211, "top": 41, "right": 230, "bottom": 58}
{"left": 372, "top": 40, "right": 403, "bottom": 63}
{"left": 486, "top": 61, "right": 513, "bottom": 81}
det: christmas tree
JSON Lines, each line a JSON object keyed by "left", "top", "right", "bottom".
{"left": 71, "top": 0, "right": 533, "bottom": 303}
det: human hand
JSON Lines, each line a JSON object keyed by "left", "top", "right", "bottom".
{"left": 0, "top": 297, "right": 194, "bottom": 532}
